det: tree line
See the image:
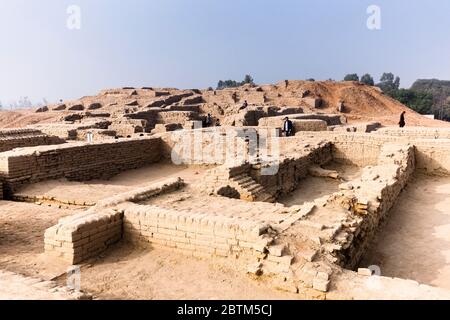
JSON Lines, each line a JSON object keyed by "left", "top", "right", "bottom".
{"left": 343, "top": 72, "right": 447, "bottom": 118}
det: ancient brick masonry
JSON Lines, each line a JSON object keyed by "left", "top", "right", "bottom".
{"left": 0, "top": 128, "right": 64, "bottom": 153}
{"left": 325, "top": 143, "right": 416, "bottom": 268}
{"left": 0, "top": 137, "right": 162, "bottom": 196}
{"left": 44, "top": 178, "right": 184, "bottom": 264}
{"left": 121, "top": 202, "right": 271, "bottom": 259}
{"left": 44, "top": 209, "right": 123, "bottom": 264}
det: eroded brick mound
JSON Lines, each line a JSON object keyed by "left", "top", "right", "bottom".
{"left": 2, "top": 81, "right": 450, "bottom": 130}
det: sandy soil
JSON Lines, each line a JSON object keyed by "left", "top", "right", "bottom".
{"left": 360, "top": 173, "right": 450, "bottom": 290}
{"left": 0, "top": 110, "right": 63, "bottom": 129}
{"left": 16, "top": 163, "right": 212, "bottom": 205}
{"left": 60, "top": 242, "right": 306, "bottom": 300}
{"left": 0, "top": 199, "right": 301, "bottom": 300}
{"left": 0, "top": 201, "right": 84, "bottom": 279}
{"left": 278, "top": 163, "right": 361, "bottom": 206}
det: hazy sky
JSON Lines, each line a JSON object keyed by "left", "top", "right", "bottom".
{"left": 1, "top": 0, "right": 450, "bottom": 104}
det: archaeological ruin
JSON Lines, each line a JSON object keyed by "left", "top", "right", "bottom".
{"left": 2, "top": 81, "right": 450, "bottom": 300}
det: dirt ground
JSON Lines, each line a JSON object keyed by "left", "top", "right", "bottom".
{"left": 0, "top": 201, "right": 84, "bottom": 279}
{"left": 0, "top": 200, "right": 302, "bottom": 300}
{"left": 16, "top": 163, "right": 211, "bottom": 205}
{"left": 360, "top": 173, "right": 450, "bottom": 290}
{"left": 278, "top": 163, "right": 361, "bottom": 206}
{"left": 62, "top": 243, "right": 305, "bottom": 300}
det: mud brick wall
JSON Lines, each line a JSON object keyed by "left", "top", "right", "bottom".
{"left": 325, "top": 143, "right": 416, "bottom": 269}
{"left": 329, "top": 122, "right": 381, "bottom": 133}
{"left": 0, "top": 137, "right": 162, "bottom": 195}
{"left": 304, "top": 131, "right": 450, "bottom": 174}
{"left": 375, "top": 127, "right": 450, "bottom": 139}
{"left": 291, "top": 119, "right": 328, "bottom": 132}
{"left": 121, "top": 202, "right": 270, "bottom": 259}
{"left": 258, "top": 113, "right": 342, "bottom": 127}
{"left": 44, "top": 178, "right": 183, "bottom": 264}
{"left": 159, "top": 127, "right": 279, "bottom": 165}
{"left": 0, "top": 129, "right": 65, "bottom": 152}
{"left": 44, "top": 209, "right": 123, "bottom": 264}
{"left": 31, "top": 122, "right": 112, "bottom": 140}
{"left": 414, "top": 140, "right": 450, "bottom": 174}
{"left": 252, "top": 142, "right": 333, "bottom": 196}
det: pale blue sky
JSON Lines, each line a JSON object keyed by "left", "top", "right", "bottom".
{"left": 1, "top": 0, "right": 449, "bottom": 105}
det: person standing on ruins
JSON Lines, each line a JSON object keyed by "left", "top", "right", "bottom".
{"left": 399, "top": 111, "right": 406, "bottom": 128}
{"left": 282, "top": 117, "right": 294, "bottom": 137}
{"left": 239, "top": 100, "right": 248, "bottom": 111}
{"left": 205, "top": 114, "right": 213, "bottom": 127}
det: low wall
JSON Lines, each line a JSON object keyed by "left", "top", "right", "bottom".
{"left": 44, "top": 209, "right": 123, "bottom": 264}
{"left": 159, "top": 127, "right": 280, "bottom": 165}
{"left": 121, "top": 202, "right": 270, "bottom": 259}
{"left": 252, "top": 141, "right": 333, "bottom": 197}
{"left": 0, "top": 137, "right": 162, "bottom": 196}
{"left": 297, "top": 131, "right": 450, "bottom": 174}
{"left": 0, "top": 129, "right": 64, "bottom": 152}
{"left": 374, "top": 127, "right": 450, "bottom": 139}
{"left": 258, "top": 113, "right": 342, "bottom": 127}
{"left": 329, "top": 122, "right": 381, "bottom": 133}
{"left": 325, "top": 143, "right": 416, "bottom": 269}
{"left": 44, "top": 178, "right": 184, "bottom": 264}
{"left": 291, "top": 119, "right": 328, "bottom": 132}
{"left": 410, "top": 139, "right": 450, "bottom": 174}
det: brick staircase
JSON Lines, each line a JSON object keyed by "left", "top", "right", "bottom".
{"left": 230, "top": 173, "right": 276, "bottom": 203}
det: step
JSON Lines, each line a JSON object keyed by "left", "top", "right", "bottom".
{"left": 246, "top": 185, "right": 264, "bottom": 193}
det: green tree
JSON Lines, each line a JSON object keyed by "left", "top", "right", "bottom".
{"left": 216, "top": 75, "right": 255, "bottom": 90}
{"left": 243, "top": 74, "right": 255, "bottom": 85}
{"left": 344, "top": 73, "right": 360, "bottom": 81}
{"left": 377, "top": 72, "right": 400, "bottom": 94}
{"left": 360, "top": 74, "right": 375, "bottom": 86}
{"left": 391, "top": 89, "right": 433, "bottom": 114}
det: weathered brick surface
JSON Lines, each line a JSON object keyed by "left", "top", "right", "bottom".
{"left": 0, "top": 137, "right": 161, "bottom": 195}
{"left": 0, "top": 128, "right": 64, "bottom": 153}
{"left": 121, "top": 202, "right": 271, "bottom": 259}
{"left": 44, "top": 178, "right": 183, "bottom": 264}
{"left": 44, "top": 209, "right": 123, "bottom": 264}
{"left": 325, "top": 143, "right": 416, "bottom": 268}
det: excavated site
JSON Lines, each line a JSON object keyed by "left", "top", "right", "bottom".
{"left": 2, "top": 80, "right": 450, "bottom": 300}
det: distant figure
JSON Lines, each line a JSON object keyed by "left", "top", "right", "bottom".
{"left": 205, "top": 113, "right": 213, "bottom": 127}
{"left": 282, "top": 117, "right": 294, "bottom": 137}
{"left": 215, "top": 119, "right": 221, "bottom": 127}
{"left": 239, "top": 100, "right": 248, "bottom": 111}
{"left": 399, "top": 111, "right": 406, "bottom": 128}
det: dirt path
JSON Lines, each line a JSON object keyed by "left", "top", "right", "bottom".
{"left": 16, "top": 163, "right": 211, "bottom": 205}
{"left": 59, "top": 243, "right": 302, "bottom": 300}
{"left": 360, "top": 173, "right": 450, "bottom": 290}
{"left": 0, "top": 201, "right": 83, "bottom": 279}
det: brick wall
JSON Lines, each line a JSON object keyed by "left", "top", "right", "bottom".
{"left": 325, "top": 143, "right": 416, "bottom": 269}
{"left": 121, "top": 202, "right": 270, "bottom": 259}
{"left": 0, "top": 137, "right": 162, "bottom": 196}
{"left": 0, "top": 129, "right": 65, "bottom": 153}
{"left": 44, "top": 178, "right": 183, "bottom": 264}
{"left": 44, "top": 209, "right": 123, "bottom": 264}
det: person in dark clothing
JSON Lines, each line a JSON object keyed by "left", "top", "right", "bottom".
{"left": 399, "top": 111, "right": 406, "bottom": 128}
{"left": 205, "top": 113, "right": 213, "bottom": 127}
{"left": 239, "top": 100, "right": 248, "bottom": 111}
{"left": 282, "top": 117, "right": 294, "bottom": 137}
